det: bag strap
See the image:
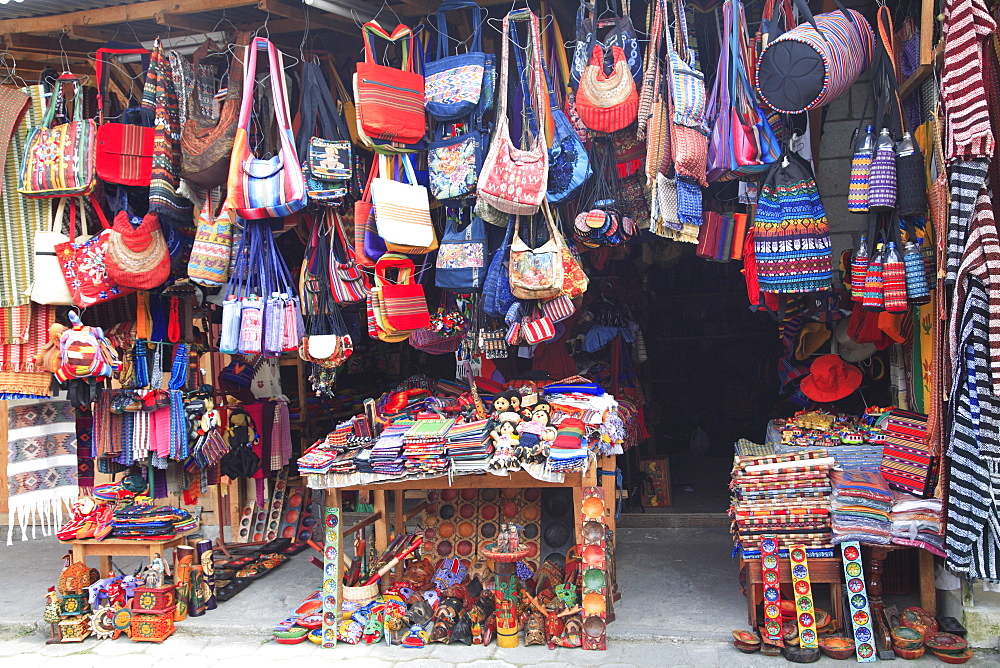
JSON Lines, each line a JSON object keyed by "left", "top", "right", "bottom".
{"left": 496, "top": 9, "right": 548, "bottom": 147}
{"left": 433, "top": 0, "right": 486, "bottom": 60}
{"left": 295, "top": 61, "right": 351, "bottom": 156}
{"left": 362, "top": 22, "right": 416, "bottom": 73}
{"left": 40, "top": 74, "right": 85, "bottom": 128}
{"left": 237, "top": 38, "right": 296, "bottom": 138}
{"left": 95, "top": 48, "right": 151, "bottom": 122}
{"left": 375, "top": 253, "right": 416, "bottom": 286}
{"left": 51, "top": 199, "right": 67, "bottom": 234}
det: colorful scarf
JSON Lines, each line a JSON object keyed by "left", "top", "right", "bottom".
{"left": 0, "top": 85, "right": 46, "bottom": 307}
{"left": 0, "top": 303, "right": 57, "bottom": 398}
{"left": 6, "top": 399, "right": 80, "bottom": 545}
{"left": 76, "top": 403, "right": 94, "bottom": 493}
{"left": 143, "top": 40, "right": 191, "bottom": 225}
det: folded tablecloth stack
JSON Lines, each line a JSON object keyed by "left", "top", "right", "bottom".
{"left": 830, "top": 470, "right": 893, "bottom": 545}
{"left": 730, "top": 449, "right": 836, "bottom": 556}
{"left": 889, "top": 490, "right": 945, "bottom": 556}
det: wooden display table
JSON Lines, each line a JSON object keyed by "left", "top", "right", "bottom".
{"left": 743, "top": 556, "right": 844, "bottom": 630}
{"left": 325, "top": 456, "right": 617, "bottom": 589}
{"left": 61, "top": 531, "right": 195, "bottom": 576}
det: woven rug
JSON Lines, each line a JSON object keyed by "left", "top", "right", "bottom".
{"left": 0, "top": 85, "right": 46, "bottom": 307}
{"left": 6, "top": 399, "right": 79, "bottom": 544}
{"left": 0, "top": 303, "right": 56, "bottom": 398}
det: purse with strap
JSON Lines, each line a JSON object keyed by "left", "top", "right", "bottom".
{"left": 477, "top": 9, "right": 549, "bottom": 216}
{"left": 355, "top": 22, "right": 427, "bottom": 144}
{"left": 19, "top": 74, "right": 97, "bottom": 198}
{"left": 104, "top": 210, "right": 171, "bottom": 290}
{"left": 372, "top": 155, "right": 437, "bottom": 253}
{"left": 328, "top": 209, "right": 370, "bottom": 304}
{"left": 576, "top": 43, "right": 639, "bottom": 133}
{"left": 483, "top": 216, "right": 518, "bottom": 318}
{"left": 372, "top": 254, "right": 431, "bottom": 336}
{"left": 31, "top": 199, "right": 79, "bottom": 306}
{"left": 94, "top": 48, "right": 154, "bottom": 187}
{"left": 181, "top": 32, "right": 251, "bottom": 189}
{"left": 570, "top": 0, "right": 643, "bottom": 89}
{"left": 296, "top": 60, "right": 353, "bottom": 207}
{"left": 436, "top": 211, "right": 488, "bottom": 292}
{"left": 425, "top": 0, "right": 489, "bottom": 121}
{"left": 509, "top": 205, "right": 565, "bottom": 300}
{"left": 354, "top": 160, "right": 383, "bottom": 268}
{"left": 187, "top": 189, "right": 234, "bottom": 288}
{"left": 227, "top": 37, "right": 307, "bottom": 219}
{"left": 55, "top": 197, "right": 137, "bottom": 308}
{"left": 521, "top": 310, "right": 556, "bottom": 344}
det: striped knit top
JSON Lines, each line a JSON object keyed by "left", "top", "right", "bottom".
{"left": 949, "top": 188, "right": 1000, "bottom": 394}
{"left": 941, "top": 0, "right": 996, "bottom": 161}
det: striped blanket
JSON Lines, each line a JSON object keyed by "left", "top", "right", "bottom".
{"left": 6, "top": 399, "right": 79, "bottom": 545}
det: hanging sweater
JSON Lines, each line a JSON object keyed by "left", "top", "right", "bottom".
{"left": 941, "top": 0, "right": 996, "bottom": 162}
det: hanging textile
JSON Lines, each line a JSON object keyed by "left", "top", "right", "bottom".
{"left": 0, "top": 85, "right": 45, "bottom": 307}
{"left": 0, "top": 303, "right": 57, "bottom": 398}
{"left": 6, "top": 399, "right": 80, "bottom": 545}
{"left": 143, "top": 40, "right": 192, "bottom": 224}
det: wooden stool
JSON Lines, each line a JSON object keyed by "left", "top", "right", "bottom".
{"left": 743, "top": 557, "right": 844, "bottom": 630}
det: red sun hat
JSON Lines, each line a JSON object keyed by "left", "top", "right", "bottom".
{"left": 800, "top": 354, "right": 863, "bottom": 402}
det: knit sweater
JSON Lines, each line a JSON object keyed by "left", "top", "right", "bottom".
{"left": 941, "top": 0, "right": 996, "bottom": 161}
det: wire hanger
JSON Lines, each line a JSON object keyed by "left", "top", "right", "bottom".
{"left": 0, "top": 49, "right": 27, "bottom": 88}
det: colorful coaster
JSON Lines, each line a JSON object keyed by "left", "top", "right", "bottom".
{"left": 580, "top": 486, "right": 607, "bottom": 651}
{"left": 840, "top": 541, "right": 875, "bottom": 662}
{"left": 760, "top": 534, "right": 783, "bottom": 644}
{"left": 788, "top": 544, "right": 817, "bottom": 649}
{"left": 321, "top": 506, "right": 341, "bottom": 649}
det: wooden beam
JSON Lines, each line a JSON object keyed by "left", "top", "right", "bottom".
{"left": 0, "top": 0, "right": 259, "bottom": 37}
{"left": 1, "top": 34, "right": 95, "bottom": 55}
{"left": 65, "top": 25, "right": 125, "bottom": 43}
{"left": 257, "top": 0, "right": 358, "bottom": 37}
{"left": 154, "top": 11, "right": 222, "bottom": 34}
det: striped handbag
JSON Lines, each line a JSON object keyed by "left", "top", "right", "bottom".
{"left": 227, "top": 37, "right": 307, "bottom": 219}
{"left": 371, "top": 155, "right": 436, "bottom": 252}
{"left": 19, "top": 74, "right": 97, "bottom": 198}
{"left": 756, "top": 0, "right": 873, "bottom": 114}
{"left": 355, "top": 22, "right": 426, "bottom": 144}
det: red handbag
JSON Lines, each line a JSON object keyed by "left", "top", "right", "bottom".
{"left": 354, "top": 22, "right": 426, "bottom": 144}
{"left": 522, "top": 311, "right": 556, "bottom": 344}
{"left": 575, "top": 45, "right": 639, "bottom": 134}
{"left": 375, "top": 254, "right": 431, "bottom": 332}
{"left": 55, "top": 198, "right": 137, "bottom": 308}
{"left": 95, "top": 48, "right": 155, "bottom": 187}
{"left": 104, "top": 211, "right": 171, "bottom": 290}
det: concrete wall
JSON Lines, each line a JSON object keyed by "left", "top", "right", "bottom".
{"left": 814, "top": 69, "right": 872, "bottom": 280}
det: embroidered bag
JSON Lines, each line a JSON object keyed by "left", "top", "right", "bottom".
{"left": 372, "top": 155, "right": 436, "bottom": 251}
{"left": 753, "top": 150, "right": 832, "bottom": 294}
{"left": 868, "top": 129, "right": 896, "bottom": 210}
{"left": 436, "top": 211, "right": 488, "bottom": 292}
{"left": 296, "top": 61, "right": 353, "bottom": 207}
{"left": 477, "top": 9, "right": 549, "bottom": 216}
{"left": 227, "top": 37, "right": 308, "bottom": 219}
{"left": 94, "top": 48, "right": 155, "bottom": 187}
{"left": 425, "top": 0, "right": 489, "bottom": 120}
{"left": 541, "top": 294, "right": 576, "bottom": 322}
{"left": 848, "top": 124, "right": 875, "bottom": 213}
{"left": 19, "top": 74, "right": 97, "bottom": 198}
{"left": 668, "top": 0, "right": 708, "bottom": 136}
{"left": 508, "top": 206, "right": 565, "bottom": 300}
{"left": 55, "top": 197, "right": 137, "bottom": 308}
{"left": 576, "top": 41, "right": 639, "bottom": 134}
{"left": 355, "top": 22, "right": 426, "bottom": 144}
{"left": 428, "top": 125, "right": 484, "bottom": 203}
{"left": 188, "top": 189, "right": 234, "bottom": 287}
{"left": 104, "top": 211, "right": 171, "bottom": 290}
{"left": 181, "top": 31, "right": 251, "bottom": 189}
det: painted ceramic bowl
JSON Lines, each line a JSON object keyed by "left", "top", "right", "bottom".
{"left": 819, "top": 636, "right": 855, "bottom": 660}
{"left": 891, "top": 625, "right": 924, "bottom": 650}
{"left": 924, "top": 632, "right": 969, "bottom": 655}
{"left": 901, "top": 607, "right": 938, "bottom": 635}
{"left": 734, "top": 640, "right": 761, "bottom": 654}
{"left": 893, "top": 646, "right": 925, "bottom": 660}
{"left": 930, "top": 648, "right": 974, "bottom": 664}
{"left": 732, "top": 630, "right": 760, "bottom": 645}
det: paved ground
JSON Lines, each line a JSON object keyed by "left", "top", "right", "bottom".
{"left": 1, "top": 527, "right": 996, "bottom": 666}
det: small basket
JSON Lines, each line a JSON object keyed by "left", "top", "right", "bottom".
{"left": 342, "top": 582, "right": 379, "bottom": 603}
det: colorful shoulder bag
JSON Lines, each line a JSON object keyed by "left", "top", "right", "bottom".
{"left": 509, "top": 206, "right": 565, "bottom": 300}
{"left": 19, "top": 74, "right": 97, "bottom": 198}
{"left": 425, "top": 0, "right": 489, "bottom": 121}
{"left": 54, "top": 197, "right": 137, "bottom": 308}
{"left": 355, "top": 22, "right": 427, "bottom": 144}
{"left": 436, "top": 210, "right": 488, "bottom": 292}
{"left": 227, "top": 37, "right": 307, "bottom": 219}
{"left": 188, "top": 189, "right": 235, "bottom": 287}
{"left": 94, "top": 47, "right": 155, "bottom": 187}
{"left": 477, "top": 8, "right": 549, "bottom": 216}
{"left": 296, "top": 60, "right": 353, "bottom": 207}
{"left": 372, "top": 155, "right": 438, "bottom": 253}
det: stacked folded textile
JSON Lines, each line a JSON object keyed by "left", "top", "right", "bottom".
{"left": 548, "top": 417, "right": 589, "bottom": 473}
{"left": 296, "top": 448, "right": 340, "bottom": 475}
{"left": 889, "top": 490, "right": 945, "bottom": 556}
{"left": 111, "top": 503, "right": 197, "bottom": 539}
{"left": 730, "top": 450, "right": 835, "bottom": 555}
{"left": 402, "top": 419, "right": 453, "bottom": 474}
{"left": 880, "top": 409, "right": 934, "bottom": 496}
{"left": 447, "top": 419, "right": 492, "bottom": 473}
{"left": 830, "top": 470, "right": 893, "bottom": 545}
{"left": 369, "top": 420, "right": 413, "bottom": 475}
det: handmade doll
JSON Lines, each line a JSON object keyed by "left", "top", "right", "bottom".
{"left": 490, "top": 392, "right": 511, "bottom": 417}
{"left": 489, "top": 416, "right": 520, "bottom": 470}
{"left": 507, "top": 391, "right": 522, "bottom": 413}
{"left": 539, "top": 426, "right": 557, "bottom": 459}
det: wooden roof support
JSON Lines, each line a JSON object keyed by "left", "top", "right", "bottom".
{"left": 257, "top": 0, "right": 358, "bottom": 37}
{"left": 1, "top": 33, "right": 95, "bottom": 55}
{"left": 154, "top": 11, "right": 223, "bottom": 34}
{"left": 65, "top": 25, "right": 131, "bottom": 43}
{"left": 0, "top": 0, "right": 260, "bottom": 36}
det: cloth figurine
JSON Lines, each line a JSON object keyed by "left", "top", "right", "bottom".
{"left": 489, "top": 416, "right": 520, "bottom": 470}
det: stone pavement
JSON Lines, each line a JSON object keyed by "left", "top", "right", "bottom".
{"left": 0, "top": 633, "right": 996, "bottom": 667}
